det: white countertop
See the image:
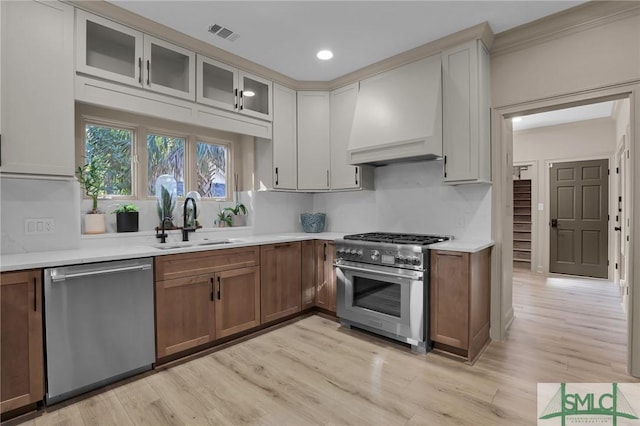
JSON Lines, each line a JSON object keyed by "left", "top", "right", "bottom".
{"left": 0, "top": 232, "right": 345, "bottom": 272}
{"left": 0, "top": 232, "right": 492, "bottom": 271}
{"left": 428, "top": 240, "right": 494, "bottom": 253}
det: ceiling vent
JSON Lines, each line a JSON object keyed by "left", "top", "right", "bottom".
{"left": 208, "top": 24, "right": 240, "bottom": 42}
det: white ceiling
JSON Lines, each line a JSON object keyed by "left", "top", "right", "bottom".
{"left": 512, "top": 101, "right": 615, "bottom": 131}
{"left": 110, "top": 1, "right": 586, "bottom": 81}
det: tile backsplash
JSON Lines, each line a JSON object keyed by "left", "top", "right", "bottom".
{"left": 1, "top": 160, "right": 491, "bottom": 254}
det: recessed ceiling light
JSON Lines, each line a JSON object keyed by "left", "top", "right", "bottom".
{"left": 317, "top": 49, "right": 333, "bottom": 60}
{"left": 244, "top": 90, "right": 255, "bottom": 97}
{"left": 512, "top": 117, "right": 522, "bottom": 122}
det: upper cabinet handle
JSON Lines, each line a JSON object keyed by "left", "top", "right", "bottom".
{"left": 146, "top": 59, "right": 150, "bottom": 86}
{"left": 138, "top": 57, "right": 142, "bottom": 84}
{"left": 239, "top": 90, "right": 244, "bottom": 110}
{"left": 355, "top": 167, "right": 359, "bottom": 185}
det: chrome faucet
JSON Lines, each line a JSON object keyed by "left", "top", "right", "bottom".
{"left": 156, "top": 217, "right": 173, "bottom": 244}
{"left": 182, "top": 197, "right": 197, "bottom": 242}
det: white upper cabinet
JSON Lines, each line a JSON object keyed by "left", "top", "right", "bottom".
{"left": 197, "top": 55, "right": 272, "bottom": 121}
{"left": 297, "top": 91, "right": 330, "bottom": 191}
{"left": 272, "top": 84, "right": 297, "bottom": 190}
{"left": 76, "top": 10, "right": 195, "bottom": 101}
{"left": 330, "top": 84, "right": 373, "bottom": 190}
{"left": 1, "top": 0, "right": 75, "bottom": 176}
{"left": 442, "top": 39, "right": 491, "bottom": 184}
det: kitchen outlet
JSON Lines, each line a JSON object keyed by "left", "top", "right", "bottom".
{"left": 25, "top": 218, "right": 55, "bottom": 235}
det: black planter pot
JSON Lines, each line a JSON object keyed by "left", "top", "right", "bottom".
{"left": 116, "top": 212, "right": 139, "bottom": 233}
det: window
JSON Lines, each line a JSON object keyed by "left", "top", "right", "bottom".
{"left": 84, "top": 123, "right": 133, "bottom": 196}
{"left": 196, "top": 141, "right": 228, "bottom": 198}
{"left": 147, "top": 133, "right": 185, "bottom": 196}
{"left": 78, "top": 108, "right": 235, "bottom": 202}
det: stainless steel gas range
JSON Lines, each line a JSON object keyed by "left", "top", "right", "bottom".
{"left": 334, "top": 232, "right": 450, "bottom": 352}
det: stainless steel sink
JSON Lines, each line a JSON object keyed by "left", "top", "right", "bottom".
{"left": 154, "top": 240, "right": 232, "bottom": 250}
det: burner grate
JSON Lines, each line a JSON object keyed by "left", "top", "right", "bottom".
{"left": 343, "top": 232, "right": 450, "bottom": 245}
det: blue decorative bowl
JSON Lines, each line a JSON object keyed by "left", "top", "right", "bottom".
{"left": 300, "top": 213, "right": 326, "bottom": 233}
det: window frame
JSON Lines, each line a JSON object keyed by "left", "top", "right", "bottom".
{"left": 76, "top": 112, "right": 235, "bottom": 203}
{"left": 78, "top": 115, "right": 138, "bottom": 200}
{"left": 190, "top": 135, "right": 233, "bottom": 201}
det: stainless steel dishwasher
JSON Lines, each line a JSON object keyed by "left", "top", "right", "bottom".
{"left": 44, "top": 257, "right": 155, "bottom": 404}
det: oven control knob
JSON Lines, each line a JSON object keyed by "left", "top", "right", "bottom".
{"left": 357, "top": 250, "right": 363, "bottom": 258}
{"left": 351, "top": 249, "right": 359, "bottom": 256}
{"left": 410, "top": 257, "right": 420, "bottom": 266}
{"left": 370, "top": 250, "right": 380, "bottom": 261}
{"left": 397, "top": 256, "right": 406, "bottom": 264}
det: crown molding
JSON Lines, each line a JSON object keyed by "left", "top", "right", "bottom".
{"left": 492, "top": 1, "right": 640, "bottom": 57}
{"left": 67, "top": 1, "right": 493, "bottom": 92}
{"left": 327, "top": 22, "right": 493, "bottom": 91}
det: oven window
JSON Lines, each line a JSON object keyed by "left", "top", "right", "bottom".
{"left": 352, "top": 276, "right": 401, "bottom": 317}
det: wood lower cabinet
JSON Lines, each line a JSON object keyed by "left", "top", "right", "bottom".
{"left": 155, "top": 247, "right": 260, "bottom": 360}
{"left": 260, "top": 242, "right": 301, "bottom": 323}
{"left": 1, "top": 270, "right": 44, "bottom": 414}
{"left": 430, "top": 248, "right": 491, "bottom": 362}
{"left": 301, "top": 240, "right": 316, "bottom": 309}
{"left": 155, "top": 274, "right": 215, "bottom": 358}
{"left": 215, "top": 266, "right": 261, "bottom": 338}
{"left": 315, "top": 240, "right": 336, "bottom": 313}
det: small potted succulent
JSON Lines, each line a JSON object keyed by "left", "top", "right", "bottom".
{"left": 112, "top": 203, "right": 139, "bottom": 233}
{"left": 76, "top": 156, "right": 107, "bottom": 234}
{"left": 215, "top": 207, "right": 232, "bottom": 227}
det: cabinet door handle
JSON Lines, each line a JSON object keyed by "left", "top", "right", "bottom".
{"left": 146, "top": 59, "right": 150, "bottom": 86}
{"left": 275, "top": 167, "right": 279, "bottom": 186}
{"left": 235, "top": 88, "right": 238, "bottom": 110}
{"left": 138, "top": 57, "right": 142, "bottom": 84}
{"left": 326, "top": 170, "right": 329, "bottom": 188}
{"left": 217, "top": 276, "right": 221, "bottom": 300}
{"left": 210, "top": 277, "right": 214, "bottom": 301}
{"left": 443, "top": 155, "right": 447, "bottom": 178}
{"left": 355, "top": 167, "right": 359, "bottom": 185}
{"left": 323, "top": 243, "right": 327, "bottom": 261}
{"left": 33, "top": 277, "right": 37, "bottom": 312}
{"left": 239, "top": 90, "right": 244, "bottom": 110}
{"left": 274, "top": 243, "right": 292, "bottom": 249}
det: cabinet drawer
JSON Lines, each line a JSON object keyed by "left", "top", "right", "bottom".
{"left": 155, "top": 246, "right": 259, "bottom": 281}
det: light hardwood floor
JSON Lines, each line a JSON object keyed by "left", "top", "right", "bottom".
{"left": 10, "top": 270, "right": 638, "bottom": 425}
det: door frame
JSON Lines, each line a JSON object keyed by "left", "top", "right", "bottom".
{"left": 491, "top": 83, "right": 639, "bottom": 376}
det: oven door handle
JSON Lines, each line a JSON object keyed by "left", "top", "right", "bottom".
{"left": 333, "top": 263, "right": 420, "bottom": 280}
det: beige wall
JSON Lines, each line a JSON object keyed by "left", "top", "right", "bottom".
{"left": 513, "top": 118, "right": 616, "bottom": 274}
{"left": 491, "top": 13, "right": 640, "bottom": 108}
{"left": 490, "top": 6, "right": 640, "bottom": 375}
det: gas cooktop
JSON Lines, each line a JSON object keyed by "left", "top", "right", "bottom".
{"left": 343, "top": 232, "right": 451, "bottom": 246}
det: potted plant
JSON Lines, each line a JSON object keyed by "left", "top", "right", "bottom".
{"left": 224, "top": 174, "right": 248, "bottom": 227}
{"left": 76, "top": 157, "right": 107, "bottom": 234}
{"left": 224, "top": 203, "right": 248, "bottom": 227}
{"left": 112, "top": 203, "right": 139, "bottom": 233}
{"left": 215, "top": 208, "right": 232, "bottom": 227}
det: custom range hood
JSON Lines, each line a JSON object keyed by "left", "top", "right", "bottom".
{"left": 348, "top": 55, "right": 442, "bottom": 166}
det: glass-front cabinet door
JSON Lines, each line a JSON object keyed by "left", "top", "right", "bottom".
{"left": 239, "top": 72, "right": 272, "bottom": 121}
{"left": 143, "top": 35, "right": 195, "bottom": 101}
{"left": 77, "top": 10, "right": 195, "bottom": 101}
{"left": 197, "top": 55, "right": 238, "bottom": 111}
{"left": 76, "top": 10, "right": 143, "bottom": 87}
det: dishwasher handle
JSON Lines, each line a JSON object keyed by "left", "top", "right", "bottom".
{"left": 50, "top": 264, "right": 151, "bottom": 282}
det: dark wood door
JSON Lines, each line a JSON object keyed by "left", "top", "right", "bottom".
{"left": 215, "top": 266, "right": 261, "bottom": 338}
{"left": 549, "top": 159, "right": 609, "bottom": 278}
{"left": 1, "top": 270, "right": 44, "bottom": 413}
{"left": 301, "top": 240, "right": 316, "bottom": 309}
{"left": 260, "top": 243, "right": 302, "bottom": 323}
{"left": 155, "top": 274, "right": 216, "bottom": 358}
{"left": 315, "top": 240, "right": 336, "bottom": 313}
